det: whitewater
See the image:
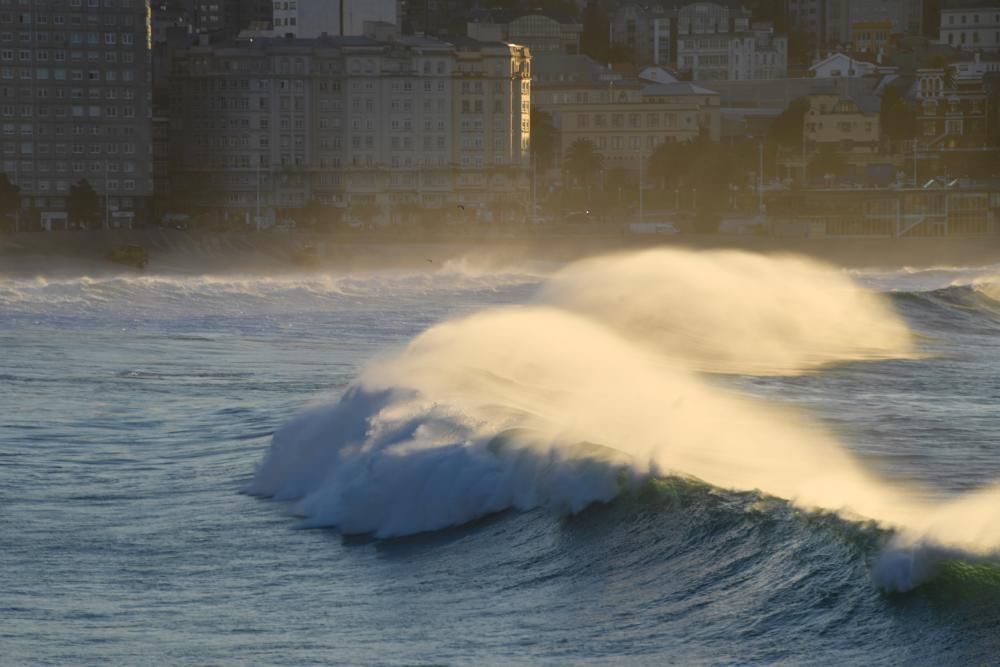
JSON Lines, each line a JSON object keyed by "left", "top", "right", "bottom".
{"left": 3, "top": 248, "right": 1000, "bottom": 665}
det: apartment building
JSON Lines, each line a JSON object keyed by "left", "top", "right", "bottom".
{"left": 676, "top": 3, "right": 787, "bottom": 81}
{"left": 940, "top": 0, "right": 1000, "bottom": 53}
{"left": 0, "top": 0, "right": 153, "bottom": 229}
{"left": 532, "top": 55, "right": 719, "bottom": 172}
{"left": 553, "top": 83, "right": 720, "bottom": 169}
{"left": 168, "top": 28, "right": 531, "bottom": 223}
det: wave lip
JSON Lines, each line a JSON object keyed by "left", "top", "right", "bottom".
{"left": 244, "top": 385, "right": 636, "bottom": 538}
{"left": 248, "top": 302, "right": 918, "bottom": 541}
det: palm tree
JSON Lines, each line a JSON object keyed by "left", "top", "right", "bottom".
{"left": 563, "top": 139, "right": 603, "bottom": 189}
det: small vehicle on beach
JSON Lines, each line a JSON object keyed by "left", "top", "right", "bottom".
{"left": 106, "top": 244, "right": 149, "bottom": 269}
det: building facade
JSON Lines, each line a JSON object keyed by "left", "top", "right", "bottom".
{"left": 676, "top": 3, "right": 788, "bottom": 81}
{"left": 609, "top": 4, "right": 671, "bottom": 66}
{"left": 786, "top": 0, "right": 922, "bottom": 50}
{"left": 940, "top": 1, "right": 1000, "bottom": 53}
{"left": 533, "top": 62, "right": 721, "bottom": 173}
{"left": 168, "top": 29, "right": 531, "bottom": 224}
{"left": 0, "top": 0, "right": 153, "bottom": 229}
{"left": 914, "top": 67, "right": 991, "bottom": 147}
{"left": 804, "top": 92, "right": 880, "bottom": 152}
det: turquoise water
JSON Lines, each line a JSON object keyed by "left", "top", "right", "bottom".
{"left": 3, "top": 257, "right": 1000, "bottom": 665}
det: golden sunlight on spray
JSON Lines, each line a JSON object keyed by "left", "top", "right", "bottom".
{"left": 536, "top": 249, "right": 918, "bottom": 374}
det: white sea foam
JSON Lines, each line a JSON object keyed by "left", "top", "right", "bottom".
{"left": 247, "top": 249, "right": 1000, "bottom": 589}
{"left": 0, "top": 266, "right": 542, "bottom": 312}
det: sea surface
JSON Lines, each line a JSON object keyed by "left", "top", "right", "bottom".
{"left": 3, "top": 251, "right": 1000, "bottom": 666}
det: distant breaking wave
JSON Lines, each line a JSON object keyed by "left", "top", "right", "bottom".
{"left": 0, "top": 262, "right": 547, "bottom": 314}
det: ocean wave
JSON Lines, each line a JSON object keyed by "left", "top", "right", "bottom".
{"left": 0, "top": 266, "right": 544, "bottom": 314}
{"left": 247, "top": 250, "right": 1000, "bottom": 590}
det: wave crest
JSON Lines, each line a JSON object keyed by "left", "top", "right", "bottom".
{"left": 248, "top": 249, "right": 1000, "bottom": 590}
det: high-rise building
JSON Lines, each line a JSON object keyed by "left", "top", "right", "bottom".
{"left": 0, "top": 0, "right": 153, "bottom": 229}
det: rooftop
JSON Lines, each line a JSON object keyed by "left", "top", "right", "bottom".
{"left": 643, "top": 82, "right": 720, "bottom": 96}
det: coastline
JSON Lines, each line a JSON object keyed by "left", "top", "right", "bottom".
{"left": 2, "top": 228, "right": 999, "bottom": 277}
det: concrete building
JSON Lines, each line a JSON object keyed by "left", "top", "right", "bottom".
{"left": 676, "top": 3, "right": 787, "bottom": 81}
{"left": 168, "top": 28, "right": 531, "bottom": 224}
{"left": 532, "top": 55, "right": 720, "bottom": 172}
{"left": 786, "top": 0, "right": 922, "bottom": 50}
{"left": 804, "top": 92, "right": 881, "bottom": 152}
{"left": 543, "top": 83, "right": 721, "bottom": 173}
{"left": 609, "top": 4, "right": 671, "bottom": 66}
{"left": 272, "top": 0, "right": 399, "bottom": 39}
{"left": 0, "top": 0, "right": 153, "bottom": 229}
{"left": 940, "top": 0, "right": 1000, "bottom": 53}
{"left": 913, "top": 67, "right": 991, "bottom": 147}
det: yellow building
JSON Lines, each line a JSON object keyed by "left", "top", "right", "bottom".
{"left": 804, "top": 93, "right": 880, "bottom": 154}
{"left": 535, "top": 78, "right": 720, "bottom": 172}
{"left": 851, "top": 21, "right": 892, "bottom": 55}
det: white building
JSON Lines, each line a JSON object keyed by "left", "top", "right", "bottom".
{"left": 676, "top": 3, "right": 787, "bottom": 81}
{"left": 272, "top": 0, "right": 399, "bottom": 38}
{"left": 169, "top": 27, "right": 531, "bottom": 222}
{"left": 940, "top": 1, "right": 1000, "bottom": 53}
{"left": 810, "top": 52, "right": 896, "bottom": 77}
{"left": 951, "top": 52, "right": 1000, "bottom": 78}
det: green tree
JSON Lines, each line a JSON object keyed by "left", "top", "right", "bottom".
{"left": 530, "top": 109, "right": 559, "bottom": 172}
{"left": 880, "top": 85, "right": 917, "bottom": 147}
{"left": 68, "top": 179, "right": 100, "bottom": 228}
{"left": 769, "top": 97, "right": 810, "bottom": 150}
{"left": 807, "top": 145, "right": 849, "bottom": 183}
{"left": 563, "top": 138, "right": 603, "bottom": 189}
{"left": 0, "top": 173, "right": 20, "bottom": 230}
{"left": 648, "top": 140, "right": 686, "bottom": 189}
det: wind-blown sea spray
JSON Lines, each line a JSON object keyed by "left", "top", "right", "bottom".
{"left": 247, "top": 249, "right": 1000, "bottom": 591}
{"left": 537, "top": 250, "right": 917, "bottom": 374}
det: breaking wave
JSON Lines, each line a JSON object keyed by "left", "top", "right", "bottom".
{"left": 245, "top": 249, "right": 1000, "bottom": 591}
